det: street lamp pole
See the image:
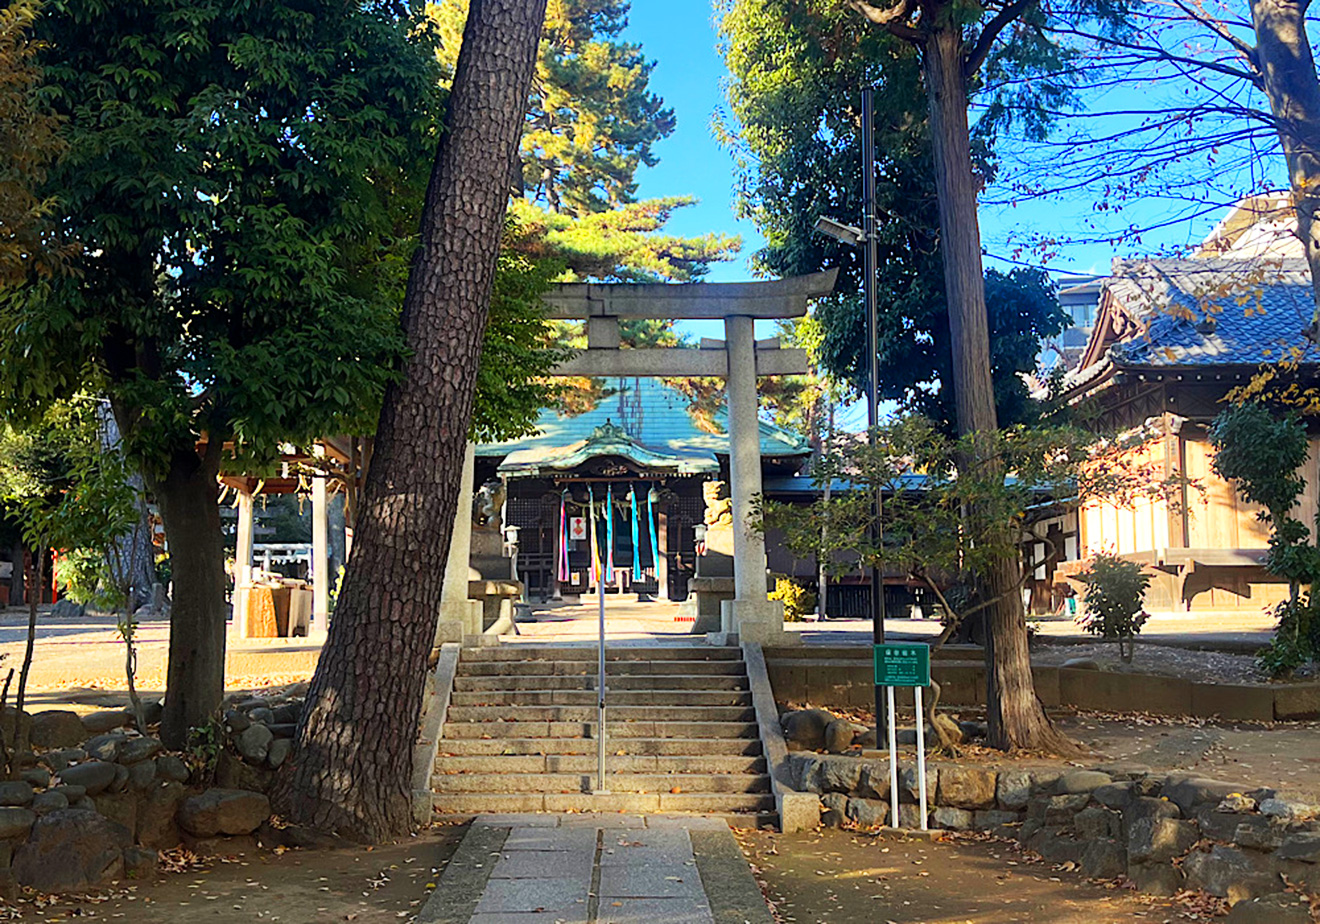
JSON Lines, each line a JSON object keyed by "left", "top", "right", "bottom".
{"left": 861, "top": 86, "right": 888, "bottom": 741}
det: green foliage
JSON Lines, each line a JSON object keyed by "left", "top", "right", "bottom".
{"left": 53, "top": 548, "right": 105, "bottom": 607}
{"left": 432, "top": 0, "right": 673, "bottom": 216}
{"left": 0, "top": 398, "right": 140, "bottom": 582}
{"left": 718, "top": 0, "right": 1069, "bottom": 430}
{"left": 184, "top": 715, "right": 225, "bottom": 786}
{"left": 769, "top": 576, "right": 817, "bottom": 622}
{"left": 1076, "top": 553, "right": 1151, "bottom": 662}
{"left": 1209, "top": 402, "right": 1320, "bottom": 675}
{"left": 2, "top": 1, "right": 444, "bottom": 476}
{"left": 762, "top": 415, "right": 1173, "bottom": 624}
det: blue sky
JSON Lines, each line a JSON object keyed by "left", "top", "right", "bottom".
{"left": 621, "top": 1, "right": 1262, "bottom": 284}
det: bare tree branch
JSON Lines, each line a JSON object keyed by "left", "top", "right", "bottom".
{"left": 964, "top": 0, "right": 1039, "bottom": 80}
{"left": 846, "top": 0, "right": 924, "bottom": 43}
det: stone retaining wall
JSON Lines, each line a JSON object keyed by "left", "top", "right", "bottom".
{"left": 788, "top": 752, "right": 1319, "bottom": 917}
{"left": 0, "top": 691, "right": 307, "bottom": 897}
{"left": 765, "top": 649, "right": 1319, "bottom": 722}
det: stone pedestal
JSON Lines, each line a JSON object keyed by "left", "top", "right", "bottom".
{"left": 720, "top": 598, "right": 792, "bottom": 645}
{"left": 436, "top": 443, "right": 481, "bottom": 646}
{"left": 681, "top": 576, "right": 735, "bottom": 634}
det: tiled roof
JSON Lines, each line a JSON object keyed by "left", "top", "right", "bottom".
{"left": 477, "top": 377, "right": 810, "bottom": 465}
{"left": 1103, "top": 258, "right": 1319, "bottom": 367}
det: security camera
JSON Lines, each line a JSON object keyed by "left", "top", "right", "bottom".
{"left": 813, "top": 215, "right": 866, "bottom": 247}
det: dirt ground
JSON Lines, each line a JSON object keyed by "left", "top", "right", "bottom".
{"left": 1030, "top": 639, "right": 1305, "bottom": 684}
{"left": 0, "top": 825, "right": 465, "bottom": 923}
{"left": 737, "top": 827, "right": 1218, "bottom": 924}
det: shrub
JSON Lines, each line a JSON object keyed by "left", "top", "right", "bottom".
{"left": 770, "top": 577, "right": 817, "bottom": 622}
{"left": 1076, "top": 553, "right": 1151, "bottom": 662}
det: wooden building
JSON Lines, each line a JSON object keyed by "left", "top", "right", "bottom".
{"left": 1061, "top": 256, "right": 1320, "bottom": 610}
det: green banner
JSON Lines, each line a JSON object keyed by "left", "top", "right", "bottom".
{"left": 873, "top": 643, "right": 931, "bottom": 687}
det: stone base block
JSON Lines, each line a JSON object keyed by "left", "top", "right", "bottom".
{"left": 720, "top": 599, "right": 790, "bottom": 644}
{"left": 435, "top": 599, "right": 483, "bottom": 645}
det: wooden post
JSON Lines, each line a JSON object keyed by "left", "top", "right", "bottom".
{"left": 233, "top": 488, "right": 255, "bottom": 641}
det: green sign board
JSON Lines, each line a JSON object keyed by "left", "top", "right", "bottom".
{"left": 874, "top": 643, "right": 931, "bottom": 687}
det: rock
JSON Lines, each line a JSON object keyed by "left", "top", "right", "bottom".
{"left": 1061, "top": 657, "right": 1100, "bottom": 670}
{"left": 895, "top": 729, "right": 917, "bottom": 745}
{"left": 1054, "top": 770, "right": 1112, "bottom": 795}
{"left": 973, "top": 810, "right": 1020, "bottom": 831}
{"left": 1034, "top": 793, "right": 1091, "bottom": 825}
{"left": 215, "top": 750, "right": 270, "bottom": 793}
{"left": 821, "top": 807, "right": 845, "bottom": 828}
{"left": 899, "top": 765, "right": 937, "bottom": 803}
{"left": 81, "top": 709, "right": 129, "bottom": 733}
{"left": 930, "top": 806, "right": 974, "bottom": 831}
{"left": 136, "top": 780, "right": 185, "bottom": 848}
{"left": 223, "top": 710, "right": 251, "bottom": 734}
{"left": 84, "top": 732, "right": 127, "bottom": 762}
{"left": 938, "top": 766, "right": 996, "bottom": 810}
{"left": 1080, "top": 838, "right": 1126, "bottom": 879}
{"left": 0, "top": 707, "right": 32, "bottom": 743}
{"left": 957, "top": 720, "right": 988, "bottom": 740}
{"left": 0, "top": 870, "right": 15, "bottom": 902}
{"left": 845, "top": 797, "right": 888, "bottom": 829}
{"left": 13, "top": 809, "right": 131, "bottom": 892}
{"left": 1164, "top": 778, "right": 1240, "bottom": 816}
{"left": 58, "top": 759, "right": 117, "bottom": 795}
{"left": 1260, "top": 797, "right": 1319, "bottom": 821}
{"left": 235, "top": 723, "right": 273, "bottom": 765}
{"left": 1092, "top": 782, "right": 1135, "bottom": 810}
{"left": 1027, "top": 827, "right": 1084, "bottom": 864}
{"left": 1225, "top": 892, "right": 1313, "bottom": 924}
{"left": 824, "top": 719, "right": 862, "bottom": 754}
{"left": 118, "top": 737, "right": 163, "bottom": 765}
{"left": 266, "top": 737, "right": 293, "bottom": 770}
{"left": 1277, "top": 831, "right": 1320, "bottom": 863}
{"left": 854, "top": 727, "right": 877, "bottom": 749}
{"left": 123, "top": 846, "right": 159, "bottom": 879}
{"left": 31, "top": 790, "right": 67, "bottom": 815}
{"left": 178, "top": 788, "right": 271, "bottom": 837}
{"left": 50, "top": 599, "right": 85, "bottom": 618}
{"left": 267, "top": 723, "right": 298, "bottom": 739}
{"left": 93, "top": 790, "right": 137, "bottom": 833}
{"left": 257, "top": 821, "right": 341, "bottom": 850}
{"left": 1074, "top": 806, "right": 1121, "bottom": 840}
{"left": 156, "top": 755, "right": 190, "bottom": 783}
{"left": 814, "top": 756, "right": 862, "bottom": 794}
{"left": 0, "top": 781, "right": 33, "bottom": 807}
{"left": 1217, "top": 793, "right": 1257, "bottom": 814}
{"left": 39, "top": 747, "right": 86, "bottom": 773}
{"left": 1128, "top": 815, "right": 1197, "bottom": 863}
{"left": 896, "top": 804, "right": 925, "bottom": 828}
{"left": 996, "top": 770, "right": 1034, "bottom": 811}
{"left": 782, "top": 709, "right": 835, "bottom": 752}
{"left": 1183, "top": 845, "right": 1280, "bottom": 904}
{"left": 108, "top": 761, "right": 130, "bottom": 793}
{"left": 30, "top": 710, "right": 87, "bottom": 749}
{"left": 857, "top": 762, "right": 890, "bottom": 800}
{"left": 1124, "top": 795, "right": 1181, "bottom": 827}
{"left": 129, "top": 758, "right": 157, "bottom": 790}
{"left": 235, "top": 697, "right": 270, "bottom": 712}
{"left": 1127, "top": 859, "right": 1185, "bottom": 896}
{"left": 21, "top": 767, "right": 50, "bottom": 789}
{"left": 247, "top": 707, "right": 275, "bottom": 726}
{"left": 53, "top": 783, "right": 86, "bottom": 802}
{"left": 0, "top": 807, "right": 36, "bottom": 839}
{"left": 70, "top": 796, "right": 95, "bottom": 811}
{"left": 1232, "top": 815, "right": 1289, "bottom": 851}
{"left": 272, "top": 703, "right": 300, "bottom": 724}
{"left": 138, "top": 699, "right": 164, "bottom": 727}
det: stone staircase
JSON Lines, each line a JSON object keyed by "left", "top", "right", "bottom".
{"left": 429, "top": 645, "right": 776, "bottom": 827}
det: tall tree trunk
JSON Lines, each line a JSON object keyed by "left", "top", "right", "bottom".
{"left": 1249, "top": 0, "right": 1320, "bottom": 335}
{"left": 272, "top": 0, "right": 548, "bottom": 842}
{"left": 151, "top": 444, "right": 226, "bottom": 749}
{"left": 922, "top": 25, "right": 1072, "bottom": 752}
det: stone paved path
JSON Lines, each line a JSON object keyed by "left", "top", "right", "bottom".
{"left": 414, "top": 814, "right": 774, "bottom": 924}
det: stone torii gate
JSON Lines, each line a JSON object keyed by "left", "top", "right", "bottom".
{"left": 435, "top": 269, "right": 837, "bottom": 645}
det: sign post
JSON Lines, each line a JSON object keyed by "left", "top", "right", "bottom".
{"left": 874, "top": 643, "right": 932, "bottom": 830}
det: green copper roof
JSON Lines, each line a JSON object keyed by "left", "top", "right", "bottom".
{"left": 478, "top": 377, "right": 809, "bottom": 473}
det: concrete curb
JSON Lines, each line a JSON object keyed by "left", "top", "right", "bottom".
{"left": 691, "top": 826, "right": 776, "bottom": 924}
{"left": 412, "top": 823, "right": 510, "bottom": 924}
{"left": 742, "top": 641, "right": 820, "bottom": 833}
{"left": 412, "top": 642, "right": 461, "bottom": 824}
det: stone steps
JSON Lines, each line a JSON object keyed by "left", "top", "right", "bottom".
{"left": 446, "top": 704, "right": 756, "bottom": 723}
{"left": 454, "top": 673, "right": 750, "bottom": 692}
{"left": 430, "top": 644, "right": 775, "bottom": 824}
{"left": 432, "top": 771, "right": 771, "bottom": 794}
{"left": 433, "top": 754, "right": 767, "bottom": 774}
{"left": 450, "top": 689, "right": 753, "bottom": 707}
{"left": 437, "top": 736, "right": 764, "bottom": 757}
{"left": 458, "top": 659, "right": 747, "bottom": 677}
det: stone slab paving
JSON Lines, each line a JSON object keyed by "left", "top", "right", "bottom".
{"left": 414, "top": 815, "right": 774, "bottom": 924}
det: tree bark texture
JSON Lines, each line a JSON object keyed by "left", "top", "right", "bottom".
{"left": 922, "top": 26, "right": 1072, "bottom": 753}
{"left": 1249, "top": 0, "right": 1320, "bottom": 329}
{"left": 151, "top": 446, "right": 227, "bottom": 749}
{"left": 272, "top": 0, "right": 548, "bottom": 841}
